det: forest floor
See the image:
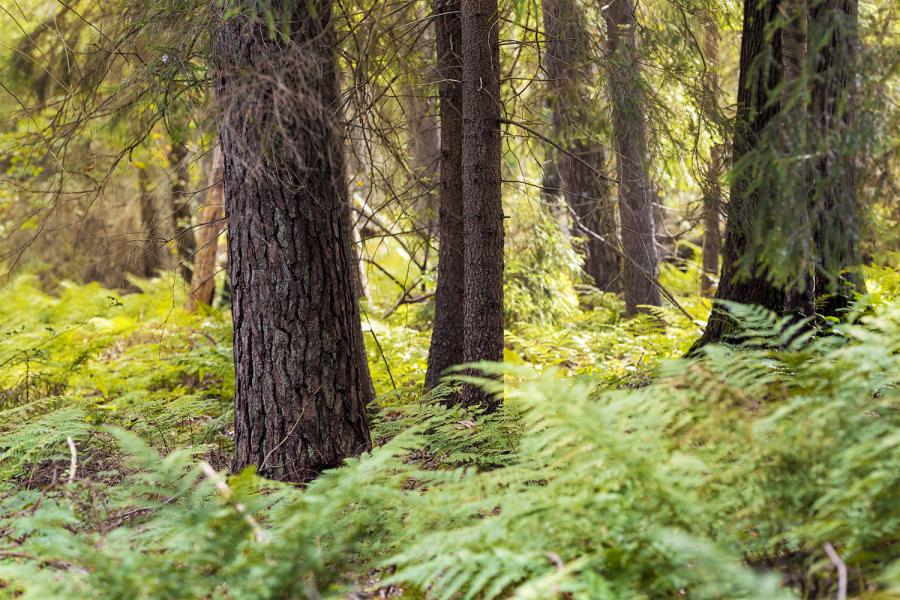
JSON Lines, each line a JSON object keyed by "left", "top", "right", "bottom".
{"left": 0, "top": 257, "right": 898, "bottom": 598}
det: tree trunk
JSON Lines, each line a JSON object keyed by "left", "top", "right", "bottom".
{"left": 407, "top": 4, "right": 442, "bottom": 244}
{"left": 701, "top": 144, "right": 722, "bottom": 297}
{"left": 186, "top": 145, "right": 225, "bottom": 311}
{"left": 137, "top": 165, "right": 162, "bottom": 278}
{"left": 169, "top": 141, "right": 195, "bottom": 283}
{"left": 216, "top": 0, "right": 373, "bottom": 482}
{"left": 460, "top": 0, "right": 503, "bottom": 410}
{"left": 699, "top": 14, "right": 722, "bottom": 298}
{"left": 694, "top": 0, "right": 787, "bottom": 347}
{"left": 604, "top": 0, "right": 661, "bottom": 315}
{"left": 425, "top": 0, "right": 465, "bottom": 390}
{"left": 541, "top": 156, "right": 571, "bottom": 241}
{"left": 780, "top": 0, "right": 818, "bottom": 319}
{"left": 348, "top": 204, "right": 370, "bottom": 302}
{"left": 543, "top": 0, "right": 620, "bottom": 292}
{"left": 809, "top": 0, "right": 865, "bottom": 316}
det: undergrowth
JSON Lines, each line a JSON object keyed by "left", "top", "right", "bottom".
{"left": 0, "top": 268, "right": 897, "bottom": 599}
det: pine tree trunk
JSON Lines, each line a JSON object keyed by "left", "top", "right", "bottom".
{"left": 809, "top": 0, "right": 865, "bottom": 316}
{"left": 541, "top": 156, "right": 572, "bottom": 242}
{"left": 543, "top": 0, "right": 620, "bottom": 292}
{"left": 604, "top": 0, "right": 661, "bottom": 315}
{"left": 137, "top": 166, "right": 162, "bottom": 278}
{"left": 349, "top": 204, "right": 370, "bottom": 302}
{"left": 169, "top": 142, "right": 195, "bottom": 283}
{"left": 700, "top": 14, "right": 721, "bottom": 297}
{"left": 425, "top": 0, "right": 465, "bottom": 390}
{"left": 186, "top": 146, "right": 225, "bottom": 311}
{"left": 781, "top": 0, "right": 817, "bottom": 318}
{"left": 701, "top": 144, "right": 722, "bottom": 297}
{"left": 694, "top": 0, "right": 787, "bottom": 347}
{"left": 216, "top": 0, "right": 373, "bottom": 482}
{"left": 460, "top": 0, "right": 503, "bottom": 410}
{"left": 407, "top": 4, "right": 441, "bottom": 244}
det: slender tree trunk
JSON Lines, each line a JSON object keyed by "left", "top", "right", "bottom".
{"left": 604, "top": 0, "right": 660, "bottom": 315}
{"left": 540, "top": 156, "right": 571, "bottom": 241}
{"left": 216, "top": 0, "right": 373, "bottom": 482}
{"left": 407, "top": 4, "right": 442, "bottom": 244}
{"left": 137, "top": 166, "right": 162, "bottom": 277}
{"left": 543, "top": 0, "right": 620, "bottom": 292}
{"left": 186, "top": 146, "right": 225, "bottom": 311}
{"left": 701, "top": 144, "right": 722, "bottom": 297}
{"left": 700, "top": 16, "right": 721, "bottom": 297}
{"left": 344, "top": 130, "right": 373, "bottom": 302}
{"left": 169, "top": 141, "right": 195, "bottom": 283}
{"left": 694, "top": 0, "right": 787, "bottom": 347}
{"left": 348, "top": 204, "right": 370, "bottom": 301}
{"left": 460, "top": 0, "right": 503, "bottom": 410}
{"left": 809, "top": 0, "right": 865, "bottom": 316}
{"left": 425, "top": 0, "right": 465, "bottom": 390}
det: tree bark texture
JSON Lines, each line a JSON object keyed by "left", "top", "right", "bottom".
{"left": 216, "top": 0, "right": 373, "bottom": 482}
{"left": 809, "top": 0, "right": 865, "bottom": 316}
{"left": 186, "top": 145, "right": 225, "bottom": 311}
{"left": 460, "top": 0, "right": 503, "bottom": 410}
{"left": 694, "top": 0, "right": 787, "bottom": 347}
{"left": 169, "top": 141, "right": 196, "bottom": 283}
{"left": 604, "top": 0, "right": 661, "bottom": 315}
{"left": 543, "top": 0, "right": 621, "bottom": 292}
{"left": 425, "top": 0, "right": 465, "bottom": 390}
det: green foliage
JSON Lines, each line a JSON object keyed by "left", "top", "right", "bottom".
{"left": 504, "top": 209, "right": 582, "bottom": 326}
{"left": 0, "top": 275, "right": 234, "bottom": 480}
{"left": 1, "top": 271, "right": 898, "bottom": 598}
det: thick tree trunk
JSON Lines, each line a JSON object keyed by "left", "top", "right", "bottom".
{"left": 460, "top": 0, "right": 503, "bottom": 410}
{"left": 168, "top": 142, "right": 195, "bottom": 283}
{"left": 216, "top": 0, "right": 373, "bottom": 482}
{"left": 604, "top": 0, "right": 661, "bottom": 315}
{"left": 543, "top": 0, "right": 620, "bottom": 292}
{"left": 425, "top": 0, "right": 465, "bottom": 390}
{"left": 780, "top": 0, "right": 818, "bottom": 318}
{"left": 809, "top": 0, "right": 865, "bottom": 316}
{"left": 186, "top": 146, "right": 225, "bottom": 311}
{"left": 137, "top": 166, "right": 162, "bottom": 278}
{"left": 694, "top": 0, "right": 787, "bottom": 347}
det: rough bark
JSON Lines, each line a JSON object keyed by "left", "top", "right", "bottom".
{"left": 186, "top": 146, "right": 225, "bottom": 311}
{"left": 809, "top": 0, "right": 865, "bottom": 316}
{"left": 425, "top": 0, "right": 465, "bottom": 390}
{"left": 694, "top": 0, "right": 787, "bottom": 347}
{"left": 460, "top": 0, "right": 503, "bottom": 410}
{"left": 543, "top": 0, "right": 620, "bottom": 292}
{"left": 137, "top": 166, "right": 162, "bottom": 278}
{"left": 604, "top": 0, "right": 661, "bottom": 315}
{"left": 216, "top": 0, "right": 373, "bottom": 482}
{"left": 168, "top": 141, "right": 195, "bottom": 283}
